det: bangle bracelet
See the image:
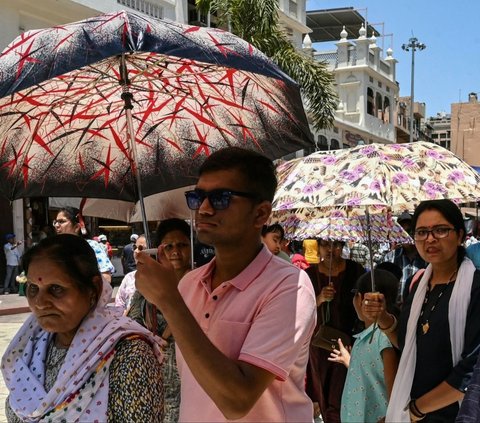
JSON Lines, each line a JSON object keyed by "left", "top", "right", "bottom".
{"left": 379, "top": 314, "right": 397, "bottom": 334}
{"left": 409, "top": 399, "right": 426, "bottom": 420}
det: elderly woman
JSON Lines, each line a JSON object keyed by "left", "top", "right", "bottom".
{"left": 2, "top": 234, "right": 164, "bottom": 422}
{"left": 364, "top": 199, "right": 480, "bottom": 422}
{"left": 129, "top": 218, "right": 192, "bottom": 423}
{"left": 115, "top": 234, "right": 147, "bottom": 312}
{"left": 53, "top": 207, "right": 114, "bottom": 282}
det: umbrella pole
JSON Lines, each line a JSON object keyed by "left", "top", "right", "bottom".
{"left": 365, "top": 207, "right": 379, "bottom": 344}
{"left": 124, "top": 105, "right": 150, "bottom": 246}
{"left": 365, "top": 207, "right": 376, "bottom": 291}
{"left": 120, "top": 55, "right": 151, "bottom": 247}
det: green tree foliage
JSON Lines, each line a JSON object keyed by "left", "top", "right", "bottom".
{"left": 195, "top": 0, "right": 337, "bottom": 130}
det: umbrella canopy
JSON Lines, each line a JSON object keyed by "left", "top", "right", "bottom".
{"left": 272, "top": 207, "right": 412, "bottom": 244}
{"left": 84, "top": 186, "right": 193, "bottom": 223}
{"left": 0, "top": 10, "right": 313, "bottom": 202}
{"left": 50, "top": 185, "right": 193, "bottom": 223}
{"left": 273, "top": 141, "right": 480, "bottom": 212}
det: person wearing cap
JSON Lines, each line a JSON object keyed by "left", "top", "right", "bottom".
{"left": 3, "top": 234, "right": 22, "bottom": 295}
{"left": 98, "top": 234, "right": 113, "bottom": 259}
{"left": 383, "top": 211, "right": 427, "bottom": 305}
{"left": 121, "top": 234, "right": 139, "bottom": 274}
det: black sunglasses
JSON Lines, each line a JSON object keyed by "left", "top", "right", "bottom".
{"left": 185, "top": 189, "right": 258, "bottom": 210}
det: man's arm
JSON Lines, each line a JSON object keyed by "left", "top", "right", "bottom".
{"left": 135, "top": 252, "right": 276, "bottom": 419}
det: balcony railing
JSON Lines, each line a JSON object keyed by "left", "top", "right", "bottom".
{"left": 117, "top": 0, "right": 163, "bottom": 19}
{"left": 314, "top": 51, "right": 337, "bottom": 69}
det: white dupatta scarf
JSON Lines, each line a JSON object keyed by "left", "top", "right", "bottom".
{"left": 386, "top": 257, "right": 475, "bottom": 422}
{"left": 1, "top": 280, "right": 163, "bottom": 422}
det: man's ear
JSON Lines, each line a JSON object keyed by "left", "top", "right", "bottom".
{"left": 254, "top": 201, "right": 273, "bottom": 229}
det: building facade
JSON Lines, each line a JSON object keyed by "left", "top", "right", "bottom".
{"left": 305, "top": 24, "right": 398, "bottom": 151}
{"left": 427, "top": 112, "right": 451, "bottom": 150}
{"left": 395, "top": 96, "right": 431, "bottom": 143}
{"left": 451, "top": 92, "right": 480, "bottom": 169}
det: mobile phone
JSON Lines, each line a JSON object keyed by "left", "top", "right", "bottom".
{"left": 141, "top": 248, "right": 158, "bottom": 258}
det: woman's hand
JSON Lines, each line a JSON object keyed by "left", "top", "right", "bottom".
{"left": 317, "top": 285, "right": 336, "bottom": 306}
{"left": 362, "top": 292, "right": 391, "bottom": 327}
{"left": 327, "top": 338, "right": 351, "bottom": 368}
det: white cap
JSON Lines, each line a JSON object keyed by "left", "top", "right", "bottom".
{"left": 98, "top": 234, "right": 107, "bottom": 242}
{"left": 130, "top": 234, "right": 139, "bottom": 242}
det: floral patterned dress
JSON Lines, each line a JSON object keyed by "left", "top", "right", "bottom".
{"left": 6, "top": 337, "right": 164, "bottom": 422}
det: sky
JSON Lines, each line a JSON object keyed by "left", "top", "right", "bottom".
{"left": 306, "top": 0, "right": 480, "bottom": 117}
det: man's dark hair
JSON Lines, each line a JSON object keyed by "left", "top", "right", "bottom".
{"left": 156, "top": 218, "right": 191, "bottom": 246}
{"left": 199, "top": 147, "right": 277, "bottom": 202}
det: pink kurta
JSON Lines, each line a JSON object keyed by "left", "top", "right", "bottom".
{"left": 177, "top": 246, "right": 317, "bottom": 422}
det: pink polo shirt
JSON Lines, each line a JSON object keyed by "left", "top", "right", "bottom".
{"left": 177, "top": 246, "right": 317, "bottom": 422}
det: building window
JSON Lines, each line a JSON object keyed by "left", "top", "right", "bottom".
{"left": 317, "top": 135, "right": 329, "bottom": 151}
{"left": 331, "top": 139, "right": 340, "bottom": 150}
{"left": 367, "top": 88, "right": 375, "bottom": 116}
{"left": 376, "top": 92, "right": 383, "bottom": 120}
{"left": 117, "top": 0, "right": 163, "bottom": 19}
{"left": 383, "top": 96, "right": 390, "bottom": 124}
{"left": 369, "top": 76, "right": 374, "bottom": 83}
{"left": 289, "top": 0, "right": 298, "bottom": 18}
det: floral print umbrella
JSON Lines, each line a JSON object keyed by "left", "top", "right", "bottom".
{"left": 273, "top": 206, "right": 412, "bottom": 243}
{"left": 0, "top": 10, "right": 313, "bottom": 203}
{"left": 273, "top": 141, "right": 480, "bottom": 213}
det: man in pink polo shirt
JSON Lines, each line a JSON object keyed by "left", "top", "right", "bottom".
{"left": 136, "top": 147, "right": 317, "bottom": 422}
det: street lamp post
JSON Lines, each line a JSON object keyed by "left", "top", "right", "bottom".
{"left": 402, "top": 37, "right": 426, "bottom": 143}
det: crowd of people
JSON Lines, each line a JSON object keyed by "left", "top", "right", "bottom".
{"left": 2, "top": 146, "right": 480, "bottom": 422}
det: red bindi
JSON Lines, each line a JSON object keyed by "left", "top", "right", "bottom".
{"left": 37, "top": 277, "right": 42, "bottom": 281}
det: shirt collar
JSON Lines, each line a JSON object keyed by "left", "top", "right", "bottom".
{"left": 353, "top": 323, "right": 376, "bottom": 341}
{"left": 197, "top": 245, "right": 274, "bottom": 291}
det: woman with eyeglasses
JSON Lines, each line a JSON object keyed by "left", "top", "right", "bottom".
{"left": 363, "top": 199, "right": 480, "bottom": 422}
{"left": 305, "top": 238, "right": 366, "bottom": 423}
{"left": 53, "top": 207, "right": 114, "bottom": 283}
{"left": 115, "top": 235, "right": 147, "bottom": 312}
{"left": 128, "top": 218, "right": 192, "bottom": 423}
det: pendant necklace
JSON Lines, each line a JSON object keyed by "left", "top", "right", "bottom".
{"left": 419, "top": 269, "right": 457, "bottom": 335}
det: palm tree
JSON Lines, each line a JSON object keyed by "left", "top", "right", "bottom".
{"left": 195, "top": 0, "right": 337, "bottom": 131}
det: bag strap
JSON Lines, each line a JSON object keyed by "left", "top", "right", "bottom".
{"left": 409, "top": 268, "right": 425, "bottom": 293}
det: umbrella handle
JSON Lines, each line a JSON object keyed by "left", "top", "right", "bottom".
{"left": 368, "top": 291, "right": 381, "bottom": 344}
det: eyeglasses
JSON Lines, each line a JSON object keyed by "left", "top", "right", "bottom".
{"left": 52, "top": 219, "right": 69, "bottom": 226}
{"left": 413, "top": 226, "right": 456, "bottom": 241}
{"left": 185, "top": 189, "right": 258, "bottom": 210}
{"left": 133, "top": 245, "right": 145, "bottom": 251}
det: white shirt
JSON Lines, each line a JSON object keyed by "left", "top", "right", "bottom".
{"left": 4, "top": 242, "right": 21, "bottom": 266}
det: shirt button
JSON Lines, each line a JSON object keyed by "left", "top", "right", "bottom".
{"left": 205, "top": 313, "right": 210, "bottom": 318}
{"left": 212, "top": 295, "right": 218, "bottom": 300}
